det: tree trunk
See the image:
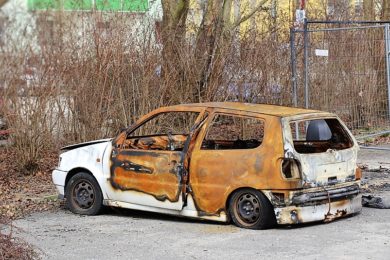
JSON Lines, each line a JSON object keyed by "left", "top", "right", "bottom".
{"left": 160, "top": 0, "right": 268, "bottom": 102}
{"left": 161, "top": 0, "right": 189, "bottom": 81}
{"left": 193, "top": 0, "right": 234, "bottom": 101}
{"left": 363, "top": 0, "right": 374, "bottom": 20}
{"left": 0, "top": 0, "right": 8, "bottom": 8}
{"left": 382, "top": 0, "right": 390, "bottom": 20}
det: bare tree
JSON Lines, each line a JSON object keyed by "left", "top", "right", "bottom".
{"left": 161, "top": 0, "right": 269, "bottom": 101}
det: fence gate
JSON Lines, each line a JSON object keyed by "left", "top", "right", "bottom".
{"left": 291, "top": 20, "right": 390, "bottom": 135}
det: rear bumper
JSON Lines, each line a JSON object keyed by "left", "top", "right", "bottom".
{"left": 273, "top": 183, "right": 362, "bottom": 225}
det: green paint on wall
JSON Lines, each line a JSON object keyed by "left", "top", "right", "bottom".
{"left": 95, "top": 0, "right": 121, "bottom": 11}
{"left": 123, "top": 0, "right": 148, "bottom": 12}
{"left": 28, "top": 0, "right": 61, "bottom": 10}
{"left": 28, "top": 0, "right": 149, "bottom": 12}
{"left": 63, "top": 0, "right": 92, "bottom": 10}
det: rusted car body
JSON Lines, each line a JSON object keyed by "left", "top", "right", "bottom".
{"left": 52, "top": 102, "right": 362, "bottom": 229}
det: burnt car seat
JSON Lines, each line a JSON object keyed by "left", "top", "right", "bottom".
{"left": 306, "top": 119, "right": 332, "bottom": 141}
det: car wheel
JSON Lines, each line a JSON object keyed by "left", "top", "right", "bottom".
{"left": 65, "top": 172, "right": 103, "bottom": 215}
{"left": 229, "top": 189, "right": 276, "bottom": 229}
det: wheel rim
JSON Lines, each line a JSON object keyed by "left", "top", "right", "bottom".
{"left": 236, "top": 193, "right": 260, "bottom": 224}
{"left": 72, "top": 180, "right": 95, "bottom": 209}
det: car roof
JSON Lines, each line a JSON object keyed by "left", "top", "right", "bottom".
{"left": 166, "top": 102, "right": 329, "bottom": 117}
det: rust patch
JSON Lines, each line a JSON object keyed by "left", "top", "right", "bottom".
{"left": 189, "top": 112, "right": 296, "bottom": 215}
{"left": 104, "top": 103, "right": 360, "bottom": 223}
{"left": 324, "top": 209, "right": 347, "bottom": 222}
{"left": 110, "top": 150, "right": 182, "bottom": 203}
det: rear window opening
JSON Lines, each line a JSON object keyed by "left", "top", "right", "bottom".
{"left": 289, "top": 118, "right": 353, "bottom": 154}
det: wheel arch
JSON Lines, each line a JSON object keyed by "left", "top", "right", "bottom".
{"left": 225, "top": 187, "right": 275, "bottom": 213}
{"left": 65, "top": 167, "right": 95, "bottom": 192}
{"left": 226, "top": 187, "right": 277, "bottom": 229}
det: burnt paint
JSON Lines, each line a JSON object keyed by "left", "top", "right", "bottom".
{"left": 107, "top": 104, "right": 359, "bottom": 221}
{"left": 110, "top": 149, "right": 183, "bottom": 203}
{"left": 108, "top": 108, "right": 209, "bottom": 206}
{"left": 189, "top": 112, "right": 300, "bottom": 216}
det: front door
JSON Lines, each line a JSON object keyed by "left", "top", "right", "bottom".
{"left": 109, "top": 110, "right": 203, "bottom": 210}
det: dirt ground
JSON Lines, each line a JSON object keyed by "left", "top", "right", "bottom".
{"left": 6, "top": 146, "right": 389, "bottom": 259}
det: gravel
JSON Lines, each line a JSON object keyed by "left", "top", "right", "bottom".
{"left": 12, "top": 207, "right": 390, "bottom": 260}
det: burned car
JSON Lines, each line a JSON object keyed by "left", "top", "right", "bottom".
{"left": 52, "top": 102, "right": 362, "bottom": 229}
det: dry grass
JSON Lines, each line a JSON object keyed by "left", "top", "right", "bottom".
{"left": 0, "top": 7, "right": 388, "bottom": 173}
{"left": 0, "top": 222, "right": 38, "bottom": 260}
{"left": 0, "top": 147, "right": 58, "bottom": 260}
{"left": 0, "top": 10, "right": 294, "bottom": 174}
{"left": 0, "top": 4, "right": 389, "bottom": 259}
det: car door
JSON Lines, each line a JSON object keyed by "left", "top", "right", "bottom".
{"left": 108, "top": 109, "right": 205, "bottom": 210}
{"left": 189, "top": 111, "right": 272, "bottom": 215}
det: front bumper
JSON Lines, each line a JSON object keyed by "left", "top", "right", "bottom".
{"left": 52, "top": 169, "right": 67, "bottom": 197}
{"left": 273, "top": 182, "right": 362, "bottom": 225}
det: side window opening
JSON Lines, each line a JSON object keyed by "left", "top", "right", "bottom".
{"left": 290, "top": 118, "right": 353, "bottom": 154}
{"left": 123, "top": 111, "right": 200, "bottom": 151}
{"left": 201, "top": 114, "right": 265, "bottom": 150}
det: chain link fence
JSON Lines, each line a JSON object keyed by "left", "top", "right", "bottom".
{"left": 291, "top": 20, "right": 390, "bottom": 136}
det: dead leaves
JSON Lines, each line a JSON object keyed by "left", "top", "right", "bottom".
{"left": 0, "top": 147, "right": 59, "bottom": 220}
{"left": 0, "top": 147, "right": 60, "bottom": 259}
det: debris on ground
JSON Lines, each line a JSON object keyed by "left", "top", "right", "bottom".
{"left": 362, "top": 195, "right": 390, "bottom": 209}
{"left": 361, "top": 168, "right": 390, "bottom": 209}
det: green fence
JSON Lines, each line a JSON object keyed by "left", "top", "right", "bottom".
{"left": 27, "top": 0, "right": 149, "bottom": 12}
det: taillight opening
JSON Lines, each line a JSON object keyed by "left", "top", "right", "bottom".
{"left": 282, "top": 158, "right": 301, "bottom": 179}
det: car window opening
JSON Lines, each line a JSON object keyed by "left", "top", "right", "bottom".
{"left": 201, "top": 114, "right": 265, "bottom": 150}
{"left": 123, "top": 111, "right": 200, "bottom": 151}
{"left": 290, "top": 118, "right": 353, "bottom": 154}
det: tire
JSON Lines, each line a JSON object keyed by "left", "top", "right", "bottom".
{"left": 65, "top": 172, "right": 103, "bottom": 215}
{"left": 229, "top": 189, "right": 276, "bottom": 229}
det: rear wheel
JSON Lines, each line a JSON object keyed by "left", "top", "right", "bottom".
{"left": 229, "top": 189, "right": 275, "bottom": 229}
{"left": 65, "top": 172, "right": 103, "bottom": 215}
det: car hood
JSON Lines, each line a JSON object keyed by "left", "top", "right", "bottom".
{"left": 61, "top": 138, "right": 112, "bottom": 151}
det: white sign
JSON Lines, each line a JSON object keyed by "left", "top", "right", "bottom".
{"left": 296, "top": 9, "right": 306, "bottom": 23}
{"left": 315, "top": 49, "right": 329, "bottom": 57}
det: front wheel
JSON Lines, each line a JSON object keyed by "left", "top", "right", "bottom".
{"left": 65, "top": 172, "right": 103, "bottom": 215}
{"left": 229, "top": 189, "right": 276, "bottom": 229}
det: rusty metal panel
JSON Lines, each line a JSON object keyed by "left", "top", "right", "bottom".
{"left": 188, "top": 109, "right": 299, "bottom": 216}
{"left": 110, "top": 150, "right": 182, "bottom": 202}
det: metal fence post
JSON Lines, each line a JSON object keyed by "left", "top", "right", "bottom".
{"left": 290, "top": 28, "right": 299, "bottom": 139}
{"left": 290, "top": 28, "right": 297, "bottom": 108}
{"left": 385, "top": 24, "right": 390, "bottom": 122}
{"left": 303, "top": 18, "right": 309, "bottom": 109}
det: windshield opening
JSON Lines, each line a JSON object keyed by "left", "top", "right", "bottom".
{"left": 289, "top": 118, "right": 353, "bottom": 154}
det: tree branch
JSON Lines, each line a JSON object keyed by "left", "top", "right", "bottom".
{"left": 233, "top": 0, "right": 269, "bottom": 28}
{"left": 0, "top": 0, "right": 9, "bottom": 8}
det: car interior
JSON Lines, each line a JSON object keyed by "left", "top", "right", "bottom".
{"left": 291, "top": 118, "right": 353, "bottom": 154}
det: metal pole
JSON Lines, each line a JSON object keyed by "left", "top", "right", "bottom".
{"left": 290, "top": 28, "right": 299, "bottom": 140}
{"left": 290, "top": 28, "right": 298, "bottom": 108}
{"left": 385, "top": 24, "right": 390, "bottom": 122}
{"left": 303, "top": 18, "right": 309, "bottom": 109}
